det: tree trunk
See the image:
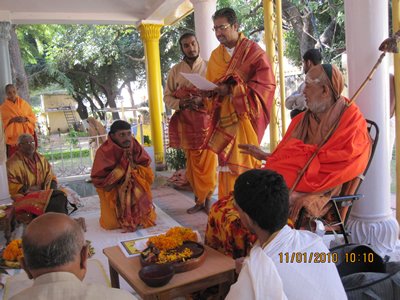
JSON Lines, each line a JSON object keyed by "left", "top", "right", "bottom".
{"left": 8, "top": 25, "right": 30, "bottom": 102}
{"left": 282, "top": 0, "right": 317, "bottom": 55}
{"left": 76, "top": 97, "right": 89, "bottom": 120}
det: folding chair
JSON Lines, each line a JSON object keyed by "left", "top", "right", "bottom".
{"left": 295, "top": 119, "right": 379, "bottom": 244}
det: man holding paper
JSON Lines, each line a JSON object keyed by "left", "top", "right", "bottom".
{"left": 164, "top": 32, "right": 217, "bottom": 214}
{"left": 204, "top": 7, "right": 276, "bottom": 199}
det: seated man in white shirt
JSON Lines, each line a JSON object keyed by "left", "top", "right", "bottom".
{"left": 12, "top": 213, "right": 136, "bottom": 300}
{"left": 226, "top": 169, "right": 347, "bottom": 300}
{"left": 285, "top": 48, "right": 322, "bottom": 119}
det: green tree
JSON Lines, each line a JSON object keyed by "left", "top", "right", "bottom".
{"left": 216, "top": 0, "right": 345, "bottom": 66}
{"left": 20, "top": 25, "right": 146, "bottom": 120}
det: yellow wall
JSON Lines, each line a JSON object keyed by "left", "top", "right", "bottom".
{"left": 42, "top": 94, "right": 81, "bottom": 133}
{"left": 43, "top": 94, "right": 75, "bottom": 109}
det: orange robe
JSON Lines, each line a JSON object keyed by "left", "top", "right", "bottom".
{"left": 91, "top": 136, "right": 156, "bottom": 231}
{"left": 205, "top": 100, "right": 371, "bottom": 258}
{"left": 205, "top": 33, "right": 275, "bottom": 198}
{"left": 164, "top": 58, "right": 217, "bottom": 205}
{"left": 7, "top": 151, "right": 59, "bottom": 216}
{"left": 0, "top": 96, "right": 36, "bottom": 146}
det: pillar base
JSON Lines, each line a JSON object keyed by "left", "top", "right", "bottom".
{"left": 155, "top": 163, "right": 167, "bottom": 171}
{"left": 0, "top": 195, "right": 12, "bottom": 206}
{"left": 347, "top": 214, "right": 400, "bottom": 258}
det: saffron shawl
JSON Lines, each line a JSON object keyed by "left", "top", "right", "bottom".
{"left": 205, "top": 33, "right": 275, "bottom": 163}
{"left": 7, "top": 151, "right": 57, "bottom": 215}
{"left": 0, "top": 96, "right": 36, "bottom": 145}
{"left": 266, "top": 100, "right": 371, "bottom": 193}
{"left": 91, "top": 136, "right": 155, "bottom": 231}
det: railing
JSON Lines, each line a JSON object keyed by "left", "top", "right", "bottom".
{"left": 38, "top": 120, "right": 168, "bottom": 179}
{"left": 38, "top": 134, "right": 106, "bottom": 178}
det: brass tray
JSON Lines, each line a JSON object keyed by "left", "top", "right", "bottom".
{"left": 140, "top": 241, "right": 206, "bottom": 273}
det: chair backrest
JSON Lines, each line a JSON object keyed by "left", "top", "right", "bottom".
{"left": 295, "top": 119, "right": 379, "bottom": 230}
{"left": 337, "top": 119, "right": 379, "bottom": 224}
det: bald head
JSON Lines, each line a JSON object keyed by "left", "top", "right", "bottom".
{"left": 22, "top": 213, "right": 85, "bottom": 271}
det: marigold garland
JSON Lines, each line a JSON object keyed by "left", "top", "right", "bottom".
{"left": 147, "top": 227, "right": 198, "bottom": 251}
{"left": 3, "top": 239, "right": 23, "bottom": 261}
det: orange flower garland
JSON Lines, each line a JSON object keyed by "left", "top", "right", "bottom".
{"left": 3, "top": 239, "right": 23, "bottom": 261}
{"left": 147, "top": 227, "right": 198, "bottom": 251}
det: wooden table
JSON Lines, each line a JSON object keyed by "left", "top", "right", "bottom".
{"left": 103, "top": 245, "right": 235, "bottom": 300}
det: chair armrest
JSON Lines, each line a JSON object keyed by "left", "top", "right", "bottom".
{"left": 330, "top": 194, "right": 364, "bottom": 203}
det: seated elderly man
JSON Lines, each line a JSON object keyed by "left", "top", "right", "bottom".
{"left": 225, "top": 169, "right": 346, "bottom": 300}
{"left": 91, "top": 120, "right": 156, "bottom": 231}
{"left": 206, "top": 64, "right": 371, "bottom": 258}
{"left": 6, "top": 133, "right": 68, "bottom": 223}
{"left": 12, "top": 213, "right": 136, "bottom": 300}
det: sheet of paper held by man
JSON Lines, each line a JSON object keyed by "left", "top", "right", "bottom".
{"left": 181, "top": 72, "right": 218, "bottom": 91}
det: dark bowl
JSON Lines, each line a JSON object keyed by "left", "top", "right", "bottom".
{"left": 138, "top": 264, "right": 175, "bottom": 287}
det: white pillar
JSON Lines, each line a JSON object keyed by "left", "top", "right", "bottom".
{"left": 190, "top": 0, "right": 218, "bottom": 61}
{"left": 0, "top": 19, "right": 12, "bottom": 205}
{"left": 344, "top": 0, "right": 399, "bottom": 257}
{"left": 0, "top": 21, "right": 12, "bottom": 104}
{"left": 0, "top": 113, "right": 11, "bottom": 205}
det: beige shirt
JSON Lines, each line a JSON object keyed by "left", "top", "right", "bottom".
{"left": 163, "top": 56, "right": 207, "bottom": 110}
{"left": 10, "top": 272, "right": 137, "bottom": 300}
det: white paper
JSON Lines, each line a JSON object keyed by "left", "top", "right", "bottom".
{"left": 181, "top": 72, "right": 217, "bottom": 90}
{"left": 118, "top": 236, "right": 152, "bottom": 258}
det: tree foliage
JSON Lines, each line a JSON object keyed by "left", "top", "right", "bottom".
{"left": 20, "top": 24, "right": 146, "bottom": 120}
{"left": 216, "top": 0, "right": 345, "bottom": 66}
{"left": 14, "top": 0, "right": 346, "bottom": 119}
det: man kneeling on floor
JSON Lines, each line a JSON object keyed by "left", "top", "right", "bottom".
{"left": 91, "top": 120, "right": 156, "bottom": 231}
{"left": 225, "top": 169, "right": 346, "bottom": 300}
{"left": 12, "top": 213, "right": 136, "bottom": 300}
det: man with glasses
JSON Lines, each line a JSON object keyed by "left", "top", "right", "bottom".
{"left": 6, "top": 133, "right": 69, "bottom": 223}
{"left": 12, "top": 213, "right": 136, "bottom": 300}
{"left": 204, "top": 7, "right": 276, "bottom": 200}
{"left": 203, "top": 7, "right": 275, "bottom": 258}
{"left": 91, "top": 120, "right": 156, "bottom": 231}
{"left": 207, "top": 64, "right": 370, "bottom": 258}
{"left": 164, "top": 32, "right": 217, "bottom": 214}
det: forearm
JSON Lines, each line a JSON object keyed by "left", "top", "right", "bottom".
{"left": 164, "top": 94, "right": 180, "bottom": 111}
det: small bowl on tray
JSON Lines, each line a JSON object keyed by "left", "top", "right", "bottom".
{"left": 139, "top": 264, "right": 175, "bottom": 287}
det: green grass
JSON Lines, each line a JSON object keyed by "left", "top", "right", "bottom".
{"left": 42, "top": 149, "right": 90, "bottom": 160}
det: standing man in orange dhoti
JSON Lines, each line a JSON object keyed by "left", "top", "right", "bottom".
{"left": 164, "top": 32, "right": 217, "bottom": 214}
{"left": 91, "top": 120, "right": 156, "bottom": 231}
{"left": 204, "top": 8, "right": 276, "bottom": 200}
{"left": 0, "top": 84, "right": 36, "bottom": 157}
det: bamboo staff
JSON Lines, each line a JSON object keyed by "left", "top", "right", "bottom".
{"left": 289, "top": 30, "right": 400, "bottom": 194}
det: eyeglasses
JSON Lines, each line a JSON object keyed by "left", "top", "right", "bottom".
{"left": 304, "top": 77, "right": 321, "bottom": 86}
{"left": 19, "top": 141, "right": 35, "bottom": 145}
{"left": 212, "top": 24, "right": 231, "bottom": 32}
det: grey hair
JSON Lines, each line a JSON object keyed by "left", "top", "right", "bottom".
{"left": 22, "top": 221, "right": 85, "bottom": 270}
{"left": 17, "top": 133, "right": 33, "bottom": 145}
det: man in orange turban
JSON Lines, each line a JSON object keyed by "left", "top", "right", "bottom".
{"left": 206, "top": 64, "right": 371, "bottom": 258}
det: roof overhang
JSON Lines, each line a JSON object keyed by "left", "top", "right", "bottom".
{"left": 0, "top": 0, "right": 193, "bottom": 26}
